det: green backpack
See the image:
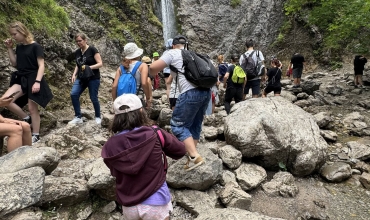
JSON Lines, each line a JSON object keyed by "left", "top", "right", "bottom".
{"left": 231, "top": 65, "right": 246, "bottom": 84}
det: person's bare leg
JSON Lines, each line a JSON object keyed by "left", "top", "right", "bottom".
{"left": 359, "top": 75, "right": 363, "bottom": 86}
{"left": 294, "top": 78, "right": 298, "bottom": 86}
{"left": 297, "top": 78, "right": 301, "bottom": 85}
{"left": 354, "top": 75, "right": 358, "bottom": 85}
{"left": 2, "top": 85, "right": 28, "bottom": 118}
{"left": 20, "top": 121, "right": 32, "bottom": 145}
{"left": 0, "top": 124, "right": 22, "bottom": 152}
{"left": 28, "top": 100, "right": 40, "bottom": 133}
{"left": 183, "top": 137, "right": 199, "bottom": 157}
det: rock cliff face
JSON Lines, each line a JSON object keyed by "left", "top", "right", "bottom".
{"left": 175, "top": 0, "right": 285, "bottom": 57}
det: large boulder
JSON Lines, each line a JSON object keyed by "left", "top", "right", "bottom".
{"left": 0, "top": 167, "right": 45, "bottom": 217}
{"left": 0, "top": 146, "right": 60, "bottom": 174}
{"left": 224, "top": 97, "right": 327, "bottom": 176}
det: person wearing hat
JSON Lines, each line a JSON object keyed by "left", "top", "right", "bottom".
{"left": 111, "top": 43, "right": 152, "bottom": 107}
{"left": 149, "top": 35, "right": 209, "bottom": 171}
{"left": 152, "top": 52, "right": 160, "bottom": 62}
{"left": 102, "top": 94, "right": 186, "bottom": 220}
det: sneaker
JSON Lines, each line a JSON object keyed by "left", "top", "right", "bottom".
{"left": 95, "top": 117, "right": 102, "bottom": 124}
{"left": 23, "top": 116, "right": 32, "bottom": 125}
{"left": 68, "top": 117, "right": 83, "bottom": 125}
{"left": 32, "top": 135, "right": 40, "bottom": 145}
{"left": 184, "top": 155, "right": 205, "bottom": 171}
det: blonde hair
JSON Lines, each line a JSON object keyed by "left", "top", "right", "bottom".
{"left": 217, "top": 55, "right": 224, "bottom": 64}
{"left": 9, "top": 21, "right": 33, "bottom": 43}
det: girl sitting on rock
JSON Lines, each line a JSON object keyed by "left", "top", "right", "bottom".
{"left": 101, "top": 94, "right": 186, "bottom": 220}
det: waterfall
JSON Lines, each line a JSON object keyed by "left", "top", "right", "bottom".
{"left": 161, "top": 0, "right": 177, "bottom": 43}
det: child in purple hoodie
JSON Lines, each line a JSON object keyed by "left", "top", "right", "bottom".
{"left": 102, "top": 94, "right": 186, "bottom": 220}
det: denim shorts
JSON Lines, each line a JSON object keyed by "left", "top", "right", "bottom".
{"left": 171, "top": 88, "right": 211, "bottom": 141}
{"left": 244, "top": 79, "right": 261, "bottom": 95}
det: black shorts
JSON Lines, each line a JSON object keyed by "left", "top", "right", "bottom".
{"left": 354, "top": 69, "right": 364, "bottom": 75}
{"left": 264, "top": 85, "right": 281, "bottom": 94}
{"left": 163, "top": 73, "right": 170, "bottom": 78}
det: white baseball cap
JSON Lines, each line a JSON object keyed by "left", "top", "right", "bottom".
{"left": 114, "top": 94, "right": 142, "bottom": 115}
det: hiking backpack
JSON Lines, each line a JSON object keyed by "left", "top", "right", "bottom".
{"left": 241, "top": 50, "right": 265, "bottom": 79}
{"left": 117, "top": 61, "right": 141, "bottom": 96}
{"left": 231, "top": 64, "right": 246, "bottom": 84}
{"left": 170, "top": 49, "right": 218, "bottom": 89}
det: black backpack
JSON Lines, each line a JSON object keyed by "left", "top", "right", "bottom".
{"left": 170, "top": 49, "right": 218, "bottom": 89}
{"left": 241, "top": 51, "right": 257, "bottom": 79}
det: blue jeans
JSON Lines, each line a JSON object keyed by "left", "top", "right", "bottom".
{"left": 70, "top": 79, "right": 100, "bottom": 118}
{"left": 171, "top": 88, "right": 211, "bottom": 141}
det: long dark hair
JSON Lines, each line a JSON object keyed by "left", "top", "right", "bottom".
{"left": 110, "top": 108, "right": 151, "bottom": 133}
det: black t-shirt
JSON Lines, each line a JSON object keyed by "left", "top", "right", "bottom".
{"left": 226, "top": 65, "right": 243, "bottom": 88}
{"left": 291, "top": 54, "right": 305, "bottom": 69}
{"left": 354, "top": 55, "right": 367, "bottom": 71}
{"left": 266, "top": 67, "right": 281, "bottom": 87}
{"left": 75, "top": 46, "right": 100, "bottom": 79}
{"left": 16, "top": 43, "right": 44, "bottom": 75}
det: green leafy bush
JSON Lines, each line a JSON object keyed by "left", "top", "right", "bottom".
{"left": 0, "top": 0, "right": 69, "bottom": 38}
{"left": 284, "top": 0, "right": 370, "bottom": 54}
{"left": 230, "top": 0, "right": 241, "bottom": 8}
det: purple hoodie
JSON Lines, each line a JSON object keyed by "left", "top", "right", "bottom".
{"left": 101, "top": 126, "right": 186, "bottom": 206}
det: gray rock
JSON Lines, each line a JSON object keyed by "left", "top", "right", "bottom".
{"left": 320, "top": 162, "right": 351, "bottom": 182}
{"left": 219, "top": 181, "right": 252, "bottom": 210}
{"left": 301, "top": 80, "right": 322, "bottom": 95}
{"left": 0, "top": 146, "right": 60, "bottom": 175}
{"left": 262, "top": 172, "right": 298, "bottom": 197}
{"left": 225, "top": 97, "right": 327, "bottom": 176}
{"left": 220, "top": 170, "right": 237, "bottom": 186}
{"left": 359, "top": 172, "right": 370, "bottom": 189}
{"left": 297, "top": 92, "right": 309, "bottom": 100}
{"left": 51, "top": 159, "right": 91, "bottom": 179}
{"left": 196, "top": 208, "right": 285, "bottom": 220}
{"left": 203, "top": 126, "right": 219, "bottom": 140}
{"left": 38, "top": 176, "right": 89, "bottom": 207}
{"left": 347, "top": 138, "right": 370, "bottom": 160}
{"left": 280, "top": 90, "right": 297, "bottom": 102}
{"left": 157, "top": 108, "right": 172, "bottom": 127}
{"left": 3, "top": 208, "right": 42, "bottom": 220}
{"left": 174, "top": 190, "right": 215, "bottom": 217}
{"left": 235, "top": 163, "right": 267, "bottom": 191}
{"left": 320, "top": 130, "right": 338, "bottom": 142}
{"left": 167, "top": 145, "right": 222, "bottom": 190}
{"left": 314, "top": 112, "right": 333, "bottom": 128}
{"left": 218, "top": 145, "right": 242, "bottom": 169}
{"left": 0, "top": 167, "right": 45, "bottom": 217}
{"left": 84, "top": 158, "right": 115, "bottom": 190}
{"left": 76, "top": 203, "right": 93, "bottom": 220}
{"left": 101, "top": 201, "right": 117, "bottom": 214}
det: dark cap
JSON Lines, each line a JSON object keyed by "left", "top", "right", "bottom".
{"left": 172, "top": 35, "right": 187, "bottom": 45}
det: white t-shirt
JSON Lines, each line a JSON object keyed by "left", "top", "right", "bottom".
{"left": 169, "top": 79, "right": 180, "bottom": 98}
{"left": 160, "top": 49, "right": 196, "bottom": 94}
{"left": 239, "top": 50, "right": 265, "bottom": 81}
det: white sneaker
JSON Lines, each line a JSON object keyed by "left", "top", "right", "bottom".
{"left": 68, "top": 117, "right": 83, "bottom": 125}
{"left": 95, "top": 117, "right": 102, "bottom": 124}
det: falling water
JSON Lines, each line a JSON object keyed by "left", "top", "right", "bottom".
{"left": 161, "top": 0, "right": 177, "bottom": 43}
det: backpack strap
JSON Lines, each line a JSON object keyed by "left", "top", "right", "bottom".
{"left": 131, "top": 61, "right": 142, "bottom": 95}
{"left": 151, "top": 125, "right": 167, "bottom": 172}
{"left": 119, "top": 64, "right": 127, "bottom": 75}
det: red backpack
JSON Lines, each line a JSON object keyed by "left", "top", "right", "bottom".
{"left": 153, "top": 74, "right": 160, "bottom": 90}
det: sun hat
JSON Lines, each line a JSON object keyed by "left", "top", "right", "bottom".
{"left": 141, "top": 56, "right": 152, "bottom": 63}
{"left": 153, "top": 52, "right": 159, "bottom": 57}
{"left": 124, "top": 43, "right": 143, "bottom": 60}
{"left": 172, "top": 35, "right": 187, "bottom": 45}
{"left": 113, "top": 94, "right": 142, "bottom": 115}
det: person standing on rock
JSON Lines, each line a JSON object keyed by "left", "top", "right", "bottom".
{"left": 2, "top": 21, "right": 53, "bottom": 144}
{"left": 354, "top": 55, "right": 367, "bottom": 88}
{"left": 69, "top": 33, "right": 103, "bottom": 125}
{"left": 150, "top": 35, "right": 209, "bottom": 171}
{"left": 102, "top": 94, "right": 186, "bottom": 220}
{"left": 223, "top": 54, "right": 246, "bottom": 114}
{"left": 289, "top": 52, "right": 305, "bottom": 88}
{"left": 239, "top": 39, "right": 265, "bottom": 99}
{"left": 262, "top": 57, "right": 282, "bottom": 97}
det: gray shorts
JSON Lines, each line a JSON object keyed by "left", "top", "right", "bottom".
{"left": 293, "top": 68, "right": 303, "bottom": 79}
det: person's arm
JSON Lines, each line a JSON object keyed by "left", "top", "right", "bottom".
{"left": 111, "top": 67, "right": 121, "bottom": 100}
{"left": 90, "top": 53, "right": 103, "bottom": 69}
{"left": 150, "top": 59, "right": 167, "bottom": 77}
{"left": 4, "top": 38, "right": 16, "bottom": 66}
{"left": 0, "top": 96, "right": 13, "bottom": 107}
{"left": 165, "top": 75, "right": 173, "bottom": 100}
{"left": 161, "top": 129, "right": 186, "bottom": 159}
{"left": 32, "top": 57, "right": 45, "bottom": 93}
{"left": 139, "top": 63, "right": 152, "bottom": 107}
{"left": 223, "top": 72, "right": 229, "bottom": 88}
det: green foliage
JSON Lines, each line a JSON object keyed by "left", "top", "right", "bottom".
{"left": 284, "top": 0, "right": 370, "bottom": 54}
{"left": 0, "top": 0, "right": 69, "bottom": 38}
{"left": 278, "top": 162, "right": 287, "bottom": 171}
{"left": 230, "top": 0, "right": 241, "bottom": 8}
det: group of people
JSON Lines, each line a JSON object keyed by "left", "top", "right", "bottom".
{"left": 1, "top": 21, "right": 368, "bottom": 220}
